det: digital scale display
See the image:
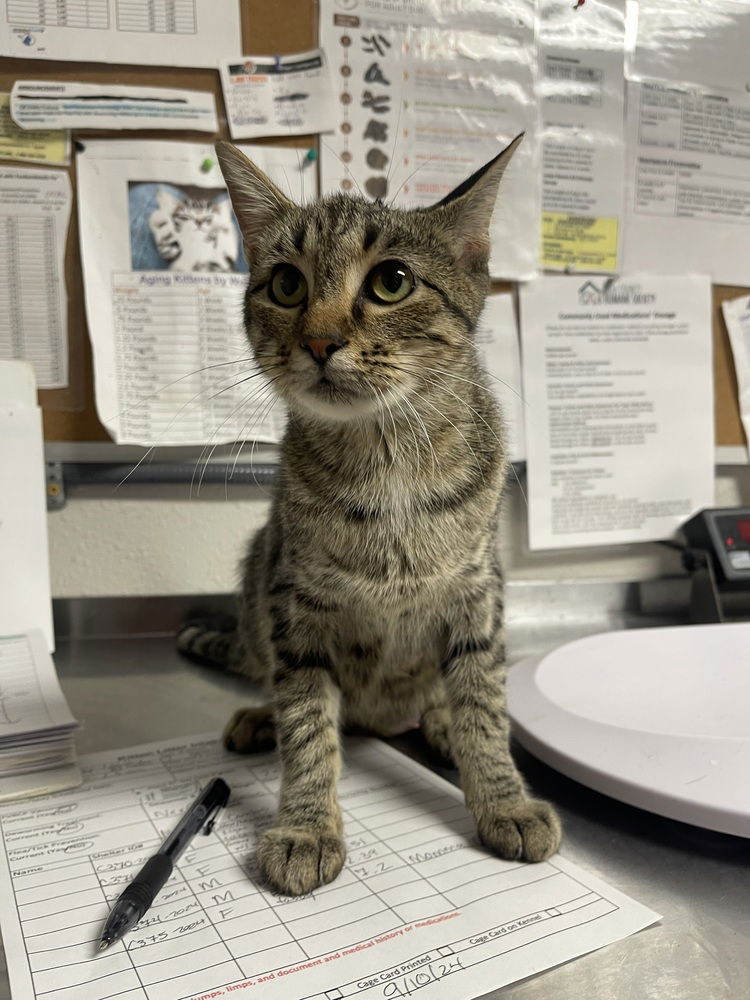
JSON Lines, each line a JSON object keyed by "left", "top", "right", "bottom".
{"left": 683, "top": 507, "right": 750, "bottom": 582}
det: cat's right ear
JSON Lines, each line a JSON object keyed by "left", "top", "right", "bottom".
{"left": 431, "top": 133, "right": 523, "bottom": 267}
{"left": 215, "top": 142, "right": 295, "bottom": 263}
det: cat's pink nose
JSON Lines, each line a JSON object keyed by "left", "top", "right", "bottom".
{"left": 300, "top": 337, "right": 342, "bottom": 366}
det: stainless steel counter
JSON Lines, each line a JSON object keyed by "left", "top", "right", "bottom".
{"left": 1, "top": 594, "right": 748, "bottom": 999}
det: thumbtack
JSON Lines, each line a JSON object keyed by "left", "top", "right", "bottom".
{"left": 301, "top": 148, "right": 318, "bottom": 169}
{"left": 200, "top": 157, "right": 214, "bottom": 173}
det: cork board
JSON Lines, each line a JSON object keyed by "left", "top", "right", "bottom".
{"left": 0, "top": 0, "right": 746, "bottom": 448}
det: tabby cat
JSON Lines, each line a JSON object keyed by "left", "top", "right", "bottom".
{"left": 178, "top": 136, "right": 561, "bottom": 896}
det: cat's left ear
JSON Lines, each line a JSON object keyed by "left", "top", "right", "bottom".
{"left": 216, "top": 142, "right": 295, "bottom": 263}
{"left": 432, "top": 133, "right": 523, "bottom": 265}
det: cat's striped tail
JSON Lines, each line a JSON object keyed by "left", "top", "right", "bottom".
{"left": 176, "top": 611, "right": 238, "bottom": 671}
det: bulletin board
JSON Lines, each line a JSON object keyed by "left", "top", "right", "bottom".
{"left": 0, "top": 0, "right": 746, "bottom": 448}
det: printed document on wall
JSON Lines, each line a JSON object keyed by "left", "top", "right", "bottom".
{"left": 0, "top": 93, "right": 69, "bottom": 165}
{"left": 476, "top": 294, "right": 525, "bottom": 464}
{"left": 220, "top": 50, "right": 337, "bottom": 140}
{"left": 621, "top": 80, "right": 750, "bottom": 286}
{"left": 520, "top": 275, "right": 714, "bottom": 550}
{"left": 629, "top": 0, "right": 750, "bottom": 93}
{"left": 0, "top": 167, "right": 70, "bottom": 389}
{"left": 539, "top": 0, "right": 626, "bottom": 272}
{"left": 11, "top": 81, "right": 218, "bottom": 133}
{"left": 0, "top": 0, "right": 240, "bottom": 67}
{"left": 722, "top": 295, "right": 750, "bottom": 451}
{"left": 319, "top": 0, "right": 540, "bottom": 281}
{"left": 77, "top": 141, "right": 316, "bottom": 447}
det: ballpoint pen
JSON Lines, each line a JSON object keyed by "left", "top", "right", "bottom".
{"left": 98, "top": 776, "right": 231, "bottom": 951}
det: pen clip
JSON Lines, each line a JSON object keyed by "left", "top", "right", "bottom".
{"left": 201, "top": 780, "right": 231, "bottom": 836}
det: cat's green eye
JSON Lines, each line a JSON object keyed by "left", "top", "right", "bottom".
{"left": 269, "top": 264, "right": 308, "bottom": 307}
{"left": 366, "top": 260, "right": 415, "bottom": 305}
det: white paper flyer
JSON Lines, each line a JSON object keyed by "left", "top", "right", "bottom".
{"left": 721, "top": 295, "right": 750, "bottom": 452}
{"left": 11, "top": 81, "right": 218, "bottom": 133}
{"left": 539, "top": 0, "right": 627, "bottom": 273}
{"left": 319, "top": 0, "right": 540, "bottom": 281}
{"left": 621, "top": 80, "right": 750, "bottom": 286}
{"left": 476, "top": 294, "right": 525, "bottom": 465}
{"left": 77, "top": 141, "right": 317, "bottom": 447}
{"left": 0, "top": 167, "right": 70, "bottom": 389}
{"left": 0, "top": 0, "right": 240, "bottom": 67}
{"left": 221, "top": 50, "right": 337, "bottom": 140}
{"left": 628, "top": 0, "right": 750, "bottom": 93}
{"left": 520, "top": 274, "right": 714, "bottom": 550}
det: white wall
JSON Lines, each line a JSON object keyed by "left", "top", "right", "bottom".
{"left": 47, "top": 466, "right": 750, "bottom": 598}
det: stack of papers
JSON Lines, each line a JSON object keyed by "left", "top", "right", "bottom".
{"left": 0, "top": 630, "right": 81, "bottom": 802}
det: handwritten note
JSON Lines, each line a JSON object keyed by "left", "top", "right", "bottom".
{"left": 0, "top": 733, "right": 658, "bottom": 1000}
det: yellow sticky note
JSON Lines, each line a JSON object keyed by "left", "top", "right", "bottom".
{"left": 541, "top": 213, "right": 618, "bottom": 272}
{"left": 0, "top": 94, "right": 69, "bottom": 166}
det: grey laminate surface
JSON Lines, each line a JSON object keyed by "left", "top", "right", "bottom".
{"left": 0, "top": 632, "right": 747, "bottom": 1000}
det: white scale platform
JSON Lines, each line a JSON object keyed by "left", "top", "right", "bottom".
{"left": 507, "top": 622, "right": 750, "bottom": 838}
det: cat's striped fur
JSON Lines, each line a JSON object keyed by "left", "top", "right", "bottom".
{"left": 178, "top": 138, "right": 561, "bottom": 895}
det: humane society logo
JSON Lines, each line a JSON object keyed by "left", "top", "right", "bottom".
{"left": 578, "top": 278, "right": 655, "bottom": 306}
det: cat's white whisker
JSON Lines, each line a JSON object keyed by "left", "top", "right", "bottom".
{"left": 115, "top": 367, "right": 265, "bottom": 492}
{"left": 393, "top": 396, "right": 421, "bottom": 481}
{"left": 417, "top": 392, "right": 485, "bottom": 486}
{"left": 244, "top": 384, "right": 286, "bottom": 492}
{"left": 397, "top": 363, "right": 529, "bottom": 510}
{"left": 388, "top": 151, "right": 438, "bottom": 209}
{"left": 427, "top": 339, "right": 528, "bottom": 406}
{"left": 398, "top": 392, "right": 438, "bottom": 481}
{"left": 397, "top": 362, "right": 503, "bottom": 448}
{"left": 190, "top": 368, "right": 285, "bottom": 499}
{"left": 106, "top": 357, "right": 254, "bottom": 425}
{"left": 384, "top": 97, "right": 405, "bottom": 196}
{"left": 320, "top": 139, "right": 365, "bottom": 199}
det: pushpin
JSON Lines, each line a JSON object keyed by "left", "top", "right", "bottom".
{"left": 200, "top": 157, "right": 214, "bottom": 173}
{"left": 301, "top": 148, "right": 317, "bottom": 169}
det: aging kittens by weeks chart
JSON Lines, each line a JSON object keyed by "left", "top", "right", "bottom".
{"left": 0, "top": 734, "right": 657, "bottom": 1000}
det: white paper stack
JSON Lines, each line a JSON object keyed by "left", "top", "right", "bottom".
{"left": 0, "top": 630, "right": 81, "bottom": 802}
{"left": 0, "top": 360, "right": 81, "bottom": 801}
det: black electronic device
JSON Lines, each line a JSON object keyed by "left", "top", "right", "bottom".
{"left": 681, "top": 507, "right": 750, "bottom": 622}
{"left": 682, "top": 507, "right": 750, "bottom": 584}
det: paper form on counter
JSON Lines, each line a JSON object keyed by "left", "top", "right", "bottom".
{"left": 621, "top": 79, "right": 750, "bottom": 286}
{"left": 0, "top": 361, "right": 54, "bottom": 649}
{"left": 475, "top": 294, "right": 525, "bottom": 464}
{"left": 319, "top": 0, "right": 540, "bottom": 281}
{"left": 721, "top": 294, "right": 750, "bottom": 451}
{"left": 0, "top": 630, "right": 81, "bottom": 802}
{"left": 0, "top": 167, "right": 70, "bottom": 389}
{"left": 0, "top": 93, "right": 69, "bottom": 165}
{"left": 220, "top": 49, "right": 337, "bottom": 140}
{"left": 0, "top": 0, "right": 240, "bottom": 68}
{"left": 539, "top": 0, "right": 627, "bottom": 273}
{"left": 520, "top": 274, "right": 714, "bottom": 550}
{"left": 77, "top": 141, "right": 317, "bottom": 447}
{"left": 11, "top": 81, "right": 218, "bottom": 133}
{"left": 0, "top": 732, "right": 659, "bottom": 1000}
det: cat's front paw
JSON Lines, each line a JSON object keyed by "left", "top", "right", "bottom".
{"left": 257, "top": 826, "right": 346, "bottom": 896}
{"left": 474, "top": 798, "right": 561, "bottom": 863}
